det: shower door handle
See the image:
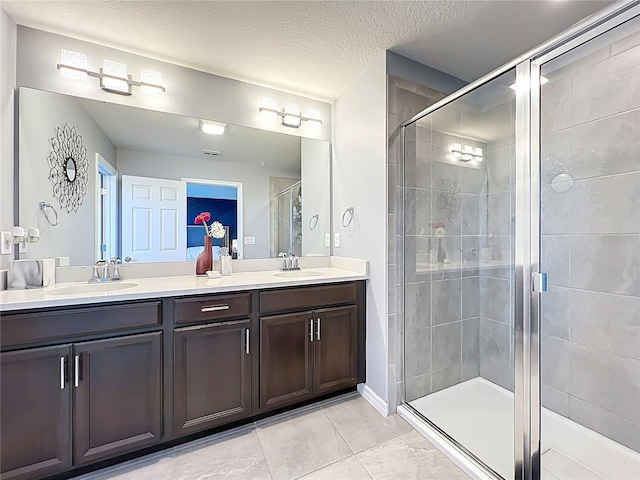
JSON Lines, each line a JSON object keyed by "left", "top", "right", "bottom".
{"left": 532, "top": 272, "right": 548, "bottom": 293}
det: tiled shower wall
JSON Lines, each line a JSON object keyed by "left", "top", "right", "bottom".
{"left": 539, "top": 31, "right": 640, "bottom": 451}
{"left": 387, "top": 75, "right": 446, "bottom": 411}
{"left": 403, "top": 125, "right": 487, "bottom": 402}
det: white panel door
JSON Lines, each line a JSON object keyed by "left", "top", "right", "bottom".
{"left": 121, "top": 175, "right": 186, "bottom": 262}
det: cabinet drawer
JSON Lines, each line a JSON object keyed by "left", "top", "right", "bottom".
{"left": 260, "top": 282, "right": 357, "bottom": 314}
{"left": 0, "top": 301, "right": 161, "bottom": 348}
{"left": 175, "top": 293, "right": 251, "bottom": 324}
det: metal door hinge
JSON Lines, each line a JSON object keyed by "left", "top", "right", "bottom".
{"left": 532, "top": 272, "right": 548, "bottom": 293}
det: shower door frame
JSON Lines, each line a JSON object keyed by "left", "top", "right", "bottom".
{"left": 399, "top": 2, "right": 640, "bottom": 479}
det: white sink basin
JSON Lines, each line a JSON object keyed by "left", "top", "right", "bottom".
{"left": 273, "top": 271, "right": 325, "bottom": 278}
{"left": 42, "top": 282, "right": 138, "bottom": 296}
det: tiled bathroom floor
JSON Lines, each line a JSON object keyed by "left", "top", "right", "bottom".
{"left": 73, "top": 392, "right": 469, "bottom": 480}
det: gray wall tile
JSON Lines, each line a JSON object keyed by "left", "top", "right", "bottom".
{"left": 404, "top": 188, "right": 431, "bottom": 235}
{"left": 571, "top": 45, "right": 640, "bottom": 124}
{"left": 569, "top": 396, "right": 640, "bottom": 452}
{"left": 480, "top": 277, "right": 511, "bottom": 324}
{"left": 570, "top": 289, "right": 640, "bottom": 360}
{"left": 570, "top": 235, "right": 640, "bottom": 296}
{"left": 569, "top": 109, "right": 640, "bottom": 180}
{"left": 479, "top": 319, "right": 513, "bottom": 390}
{"left": 461, "top": 277, "right": 480, "bottom": 319}
{"left": 571, "top": 172, "right": 640, "bottom": 235}
{"left": 541, "top": 384, "right": 570, "bottom": 417}
{"left": 570, "top": 344, "right": 640, "bottom": 423}
{"left": 431, "top": 278, "right": 462, "bottom": 325}
{"left": 404, "top": 327, "right": 431, "bottom": 380}
{"left": 432, "top": 322, "right": 462, "bottom": 371}
{"left": 541, "top": 335, "right": 571, "bottom": 393}
{"left": 487, "top": 191, "right": 513, "bottom": 236}
{"left": 405, "top": 281, "right": 431, "bottom": 331}
{"left": 541, "top": 75, "right": 571, "bottom": 134}
{"left": 487, "top": 146, "right": 513, "bottom": 193}
{"left": 431, "top": 365, "right": 462, "bottom": 393}
{"left": 540, "top": 286, "right": 570, "bottom": 340}
{"left": 405, "top": 373, "right": 431, "bottom": 402}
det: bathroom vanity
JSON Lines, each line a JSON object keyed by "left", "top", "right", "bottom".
{"left": 0, "top": 266, "right": 366, "bottom": 480}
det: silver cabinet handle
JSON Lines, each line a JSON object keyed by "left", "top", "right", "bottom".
{"left": 60, "top": 356, "right": 66, "bottom": 390}
{"left": 74, "top": 355, "right": 80, "bottom": 388}
{"left": 309, "top": 319, "right": 314, "bottom": 342}
{"left": 245, "top": 328, "right": 250, "bottom": 354}
{"left": 316, "top": 318, "right": 321, "bottom": 341}
{"left": 201, "top": 305, "right": 230, "bottom": 312}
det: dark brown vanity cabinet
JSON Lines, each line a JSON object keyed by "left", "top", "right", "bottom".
{"left": 0, "top": 302, "right": 163, "bottom": 480}
{"left": 259, "top": 283, "right": 362, "bottom": 411}
{"left": 0, "top": 332, "right": 162, "bottom": 479}
{"left": 174, "top": 319, "right": 252, "bottom": 436}
{"left": 73, "top": 332, "right": 162, "bottom": 465}
{"left": 0, "top": 345, "right": 72, "bottom": 480}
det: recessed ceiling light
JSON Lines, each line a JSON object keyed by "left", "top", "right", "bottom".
{"left": 200, "top": 119, "right": 227, "bottom": 135}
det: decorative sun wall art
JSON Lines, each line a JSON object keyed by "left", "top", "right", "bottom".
{"left": 47, "top": 124, "right": 89, "bottom": 213}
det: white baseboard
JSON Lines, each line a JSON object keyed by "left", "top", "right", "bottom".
{"left": 357, "top": 383, "right": 389, "bottom": 417}
{"left": 397, "top": 405, "right": 496, "bottom": 480}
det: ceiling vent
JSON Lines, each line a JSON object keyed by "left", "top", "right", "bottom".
{"left": 201, "top": 149, "right": 222, "bottom": 157}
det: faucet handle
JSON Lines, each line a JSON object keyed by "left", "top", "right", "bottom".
{"left": 110, "top": 257, "right": 122, "bottom": 264}
{"left": 111, "top": 264, "right": 128, "bottom": 281}
{"left": 82, "top": 265, "right": 101, "bottom": 283}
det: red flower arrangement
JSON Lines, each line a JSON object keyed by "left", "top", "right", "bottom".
{"left": 195, "top": 212, "right": 212, "bottom": 236}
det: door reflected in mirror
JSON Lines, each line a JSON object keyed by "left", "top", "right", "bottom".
{"left": 17, "top": 87, "right": 332, "bottom": 265}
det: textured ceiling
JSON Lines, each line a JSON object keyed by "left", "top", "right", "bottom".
{"left": 2, "top": 0, "right": 613, "bottom": 101}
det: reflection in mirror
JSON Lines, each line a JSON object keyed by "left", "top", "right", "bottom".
{"left": 18, "top": 87, "right": 331, "bottom": 265}
{"left": 65, "top": 158, "right": 76, "bottom": 182}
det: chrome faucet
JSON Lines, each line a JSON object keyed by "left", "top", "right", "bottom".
{"left": 85, "top": 258, "right": 125, "bottom": 283}
{"left": 278, "top": 252, "right": 301, "bottom": 271}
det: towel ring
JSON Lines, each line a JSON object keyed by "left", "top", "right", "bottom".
{"left": 39, "top": 202, "right": 59, "bottom": 226}
{"left": 341, "top": 207, "right": 355, "bottom": 227}
{"left": 308, "top": 214, "right": 319, "bottom": 231}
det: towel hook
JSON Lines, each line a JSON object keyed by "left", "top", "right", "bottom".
{"left": 308, "top": 214, "right": 319, "bottom": 231}
{"left": 39, "top": 202, "right": 59, "bottom": 226}
{"left": 341, "top": 207, "right": 355, "bottom": 227}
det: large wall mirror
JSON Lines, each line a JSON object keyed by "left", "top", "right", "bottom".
{"left": 17, "top": 87, "right": 332, "bottom": 265}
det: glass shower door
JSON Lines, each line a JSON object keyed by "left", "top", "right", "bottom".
{"left": 403, "top": 68, "right": 518, "bottom": 478}
{"left": 537, "top": 14, "right": 640, "bottom": 480}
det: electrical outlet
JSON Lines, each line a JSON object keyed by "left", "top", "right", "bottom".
{"left": 244, "top": 236, "right": 256, "bottom": 245}
{"left": 325, "top": 233, "right": 330, "bottom": 247}
{"left": 1, "top": 231, "right": 12, "bottom": 255}
{"left": 334, "top": 233, "right": 340, "bottom": 248}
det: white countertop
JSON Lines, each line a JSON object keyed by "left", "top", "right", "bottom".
{"left": 0, "top": 266, "right": 367, "bottom": 312}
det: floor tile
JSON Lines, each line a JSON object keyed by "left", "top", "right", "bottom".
{"left": 256, "top": 408, "right": 352, "bottom": 480}
{"left": 78, "top": 453, "right": 176, "bottom": 480}
{"left": 356, "top": 431, "right": 470, "bottom": 480}
{"left": 322, "top": 396, "right": 412, "bottom": 453}
{"left": 298, "top": 456, "right": 372, "bottom": 480}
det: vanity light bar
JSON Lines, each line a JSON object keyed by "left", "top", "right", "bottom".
{"left": 259, "top": 98, "right": 323, "bottom": 129}
{"left": 57, "top": 50, "right": 166, "bottom": 96}
{"left": 452, "top": 143, "right": 483, "bottom": 163}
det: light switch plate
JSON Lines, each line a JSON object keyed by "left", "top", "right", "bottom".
{"left": 244, "top": 236, "right": 256, "bottom": 245}
{"left": 325, "top": 233, "right": 330, "bottom": 247}
{"left": 334, "top": 233, "right": 340, "bottom": 248}
{"left": 1, "top": 231, "right": 11, "bottom": 254}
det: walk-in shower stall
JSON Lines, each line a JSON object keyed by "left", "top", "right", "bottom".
{"left": 399, "top": 3, "right": 640, "bottom": 479}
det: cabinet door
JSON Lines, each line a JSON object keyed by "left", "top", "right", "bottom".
{"left": 0, "top": 345, "right": 72, "bottom": 480}
{"left": 260, "top": 312, "right": 314, "bottom": 411}
{"left": 73, "top": 332, "right": 162, "bottom": 465}
{"left": 313, "top": 306, "right": 358, "bottom": 396}
{"left": 174, "top": 320, "right": 251, "bottom": 436}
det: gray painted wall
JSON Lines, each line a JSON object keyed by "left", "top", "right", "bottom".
{"left": 0, "top": 9, "right": 16, "bottom": 279}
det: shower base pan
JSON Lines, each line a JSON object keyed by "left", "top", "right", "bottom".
{"left": 407, "top": 378, "right": 640, "bottom": 480}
